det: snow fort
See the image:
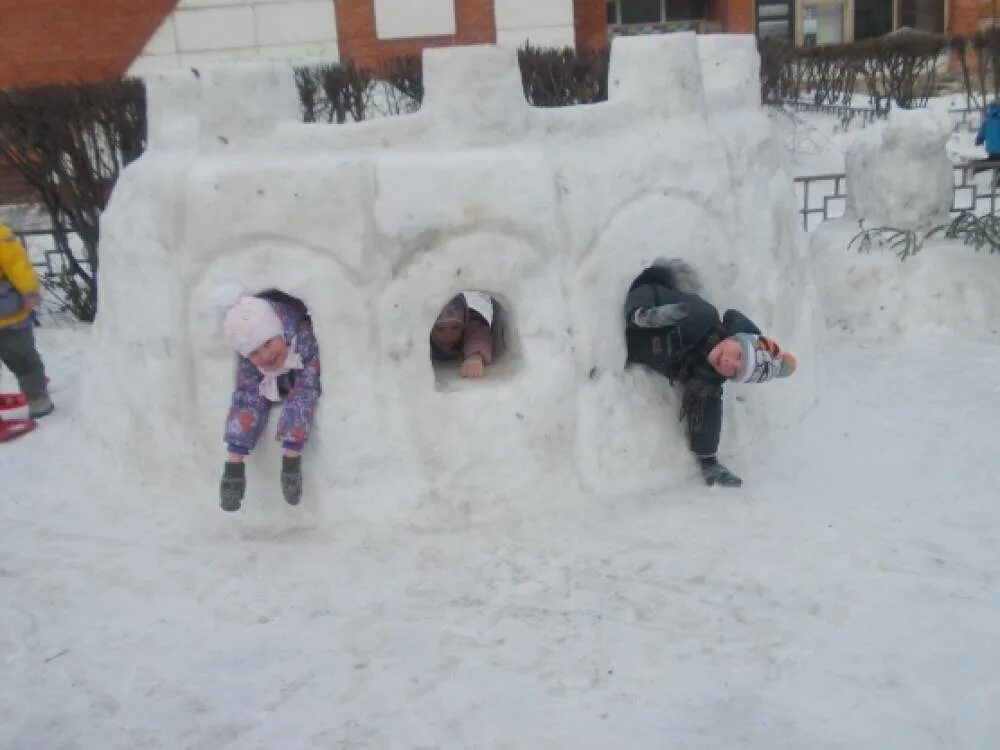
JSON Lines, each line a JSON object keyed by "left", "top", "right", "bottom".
{"left": 81, "top": 33, "right": 820, "bottom": 506}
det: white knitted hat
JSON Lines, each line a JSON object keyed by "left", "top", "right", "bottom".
{"left": 222, "top": 296, "right": 284, "bottom": 357}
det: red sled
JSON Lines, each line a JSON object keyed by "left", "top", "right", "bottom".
{"left": 0, "top": 393, "right": 30, "bottom": 421}
{"left": 0, "top": 418, "right": 36, "bottom": 442}
{"left": 0, "top": 393, "right": 35, "bottom": 442}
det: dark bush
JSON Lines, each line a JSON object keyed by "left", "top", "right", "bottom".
{"left": 0, "top": 79, "right": 146, "bottom": 321}
{"left": 953, "top": 29, "right": 1000, "bottom": 115}
{"left": 517, "top": 44, "right": 609, "bottom": 107}
{"left": 759, "top": 32, "right": 948, "bottom": 115}
{"left": 295, "top": 56, "right": 423, "bottom": 123}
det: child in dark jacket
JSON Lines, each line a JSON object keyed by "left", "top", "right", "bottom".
{"left": 218, "top": 290, "right": 321, "bottom": 511}
{"left": 624, "top": 260, "right": 796, "bottom": 487}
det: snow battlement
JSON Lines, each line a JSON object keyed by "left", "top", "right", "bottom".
{"left": 83, "top": 34, "right": 820, "bottom": 513}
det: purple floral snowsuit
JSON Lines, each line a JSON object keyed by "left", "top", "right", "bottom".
{"left": 224, "top": 300, "right": 321, "bottom": 455}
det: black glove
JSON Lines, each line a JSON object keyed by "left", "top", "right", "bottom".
{"left": 220, "top": 461, "right": 246, "bottom": 512}
{"left": 281, "top": 455, "right": 303, "bottom": 506}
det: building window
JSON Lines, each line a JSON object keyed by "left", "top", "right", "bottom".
{"left": 807, "top": 3, "right": 845, "bottom": 44}
{"left": 607, "top": 0, "right": 707, "bottom": 25}
{"left": 899, "top": 0, "right": 944, "bottom": 32}
{"left": 854, "top": 0, "right": 892, "bottom": 39}
{"left": 666, "top": 0, "right": 704, "bottom": 21}
{"left": 757, "top": 0, "right": 794, "bottom": 39}
{"left": 622, "top": 0, "right": 663, "bottom": 23}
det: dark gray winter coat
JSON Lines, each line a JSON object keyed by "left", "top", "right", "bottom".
{"left": 623, "top": 268, "right": 760, "bottom": 382}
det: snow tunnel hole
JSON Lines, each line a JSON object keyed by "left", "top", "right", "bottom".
{"left": 429, "top": 290, "right": 521, "bottom": 391}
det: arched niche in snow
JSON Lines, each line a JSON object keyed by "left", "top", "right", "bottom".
{"left": 380, "top": 231, "right": 575, "bottom": 495}
{"left": 187, "top": 237, "right": 391, "bottom": 491}
{"left": 570, "top": 192, "right": 733, "bottom": 494}
{"left": 428, "top": 290, "right": 517, "bottom": 390}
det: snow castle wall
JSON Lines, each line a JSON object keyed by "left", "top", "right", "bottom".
{"left": 82, "top": 34, "right": 820, "bottom": 508}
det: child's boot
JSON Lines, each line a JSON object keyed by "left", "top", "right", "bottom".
{"left": 27, "top": 391, "right": 54, "bottom": 418}
{"left": 220, "top": 462, "right": 246, "bottom": 511}
{"left": 699, "top": 456, "right": 742, "bottom": 488}
{"left": 281, "top": 455, "right": 302, "bottom": 506}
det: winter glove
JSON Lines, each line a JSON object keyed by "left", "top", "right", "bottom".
{"left": 281, "top": 455, "right": 303, "bottom": 506}
{"left": 699, "top": 456, "right": 743, "bottom": 488}
{"left": 631, "top": 302, "right": 689, "bottom": 329}
{"left": 220, "top": 461, "right": 246, "bottom": 512}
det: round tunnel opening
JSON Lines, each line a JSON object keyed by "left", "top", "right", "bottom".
{"left": 429, "top": 290, "right": 518, "bottom": 388}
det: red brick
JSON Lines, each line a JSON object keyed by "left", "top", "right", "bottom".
{"left": 712, "top": 0, "right": 754, "bottom": 32}
{"left": 0, "top": 0, "right": 179, "bottom": 88}
{"left": 574, "top": 0, "right": 608, "bottom": 49}
{"left": 950, "top": 0, "right": 979, "bottom": 35}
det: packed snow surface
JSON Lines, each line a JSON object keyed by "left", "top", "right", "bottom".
{"left": 2, "top": 327, "right": 1000, "bottom": 748}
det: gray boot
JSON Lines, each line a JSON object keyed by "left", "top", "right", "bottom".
{"left": 27, "top": 392, "right": 53, "bottom": 418}
{"left": 281, "top": 455, "right": 302, "bottom": 506}
{"left": 220, "top": 462, "right": 246, "bottom": 512}
{"left": 699, "top": 457, "right": 742, "bottom": 488}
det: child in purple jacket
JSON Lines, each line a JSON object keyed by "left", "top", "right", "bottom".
{"left": 430, "top": 293, "right": 495, "bottom": 378}
{"left": 218, "top": 290, "right": 321, "bottom": 511}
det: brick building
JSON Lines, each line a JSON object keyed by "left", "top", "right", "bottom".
{"left": 0, "top": 0, "right": 991, "bottom": 204}
{"left": 0, "top": 0, "right": 753, "bottom": 205}
{"left": 2, "top": 0, "right": 995, "bottom": 89}
{"left": 5, "top": 0, "right": 988, "bottom": 89}
{"left": 0, "top": 0, "right": 758, "bottom": 90}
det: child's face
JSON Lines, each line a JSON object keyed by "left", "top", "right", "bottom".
{"left": 708, "top": 338, "right": 743, "bottom": 379}
{"left": 248, "top": 335, "right": 288, "bottom": 370}
{"left": 431, "top": 321, "right": 464, "bottom": 350}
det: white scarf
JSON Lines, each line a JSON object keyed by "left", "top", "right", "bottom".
{"left": 257, "top": 338, "right": 304, "bottom": 402}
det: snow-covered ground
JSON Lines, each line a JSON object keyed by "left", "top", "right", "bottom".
{"left": 3, "top": 43, "right": 999, "bottom": 749}
{"left": 2, "top": 324, "right": 999, "bottom": 748}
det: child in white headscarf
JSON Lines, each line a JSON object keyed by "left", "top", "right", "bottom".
{"left": 218, "top": 289, "right": 321, "bottom": 511}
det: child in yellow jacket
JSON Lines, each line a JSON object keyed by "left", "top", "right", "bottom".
{"left": 0, "top": 224, "right": 52, "bottom": 417}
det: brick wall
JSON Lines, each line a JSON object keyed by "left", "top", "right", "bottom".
{"left": 574, "top": 0, "right": 608, "bottom": 49}
{"left": 0, "top": 0, "right": 179, "bottom": 88}
{"left": 0, "top": 159, "right": 37, "bottom": 206}
{"left": 951, "top": 0, "right": 980, "bottom": 35}
{"left": 718, "top": 0, "right": 755, "bottom": 33}
{"left": 336, "top": 0, "right": 496, "bottom": 67}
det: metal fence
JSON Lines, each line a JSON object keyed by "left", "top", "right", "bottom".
{"left": 793, "top": 162, "right": 1000, "bottom": 231}
{"left": 780, "top": 101, "right": 880, "bottom": 130}
{"left": 949, "top": 106, "right": 982, "bottom": 133}
{"left": 10, "top": 227, "right": 89, "bottom": 324}
{"left": 775, "top": 101, "right": 984, "bottom": 135}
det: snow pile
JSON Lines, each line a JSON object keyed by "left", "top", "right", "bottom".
{"left": 845, "top": 108, "right": 953, "bottom": 229}
{"left": 806, "top": 105, "right": 1000, "bottom": 343}
{"left": 810, "top": 221, "right": 1000, "bottom": 342}
{"left": 81, "top": 35, "right": 819, "bottom": 506}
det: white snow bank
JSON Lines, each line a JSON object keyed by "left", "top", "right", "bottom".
{"left": 810, "top": 218, "right": 1000, "bottom": 342}
{"left": 81, "top": 35, "right": 819, "bottom": 505}
{"left": 7, "top": 331, "right": 1000, "bottom": 748}
{"left": 845, "top": 108, "right": 953, "bottom": 229}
